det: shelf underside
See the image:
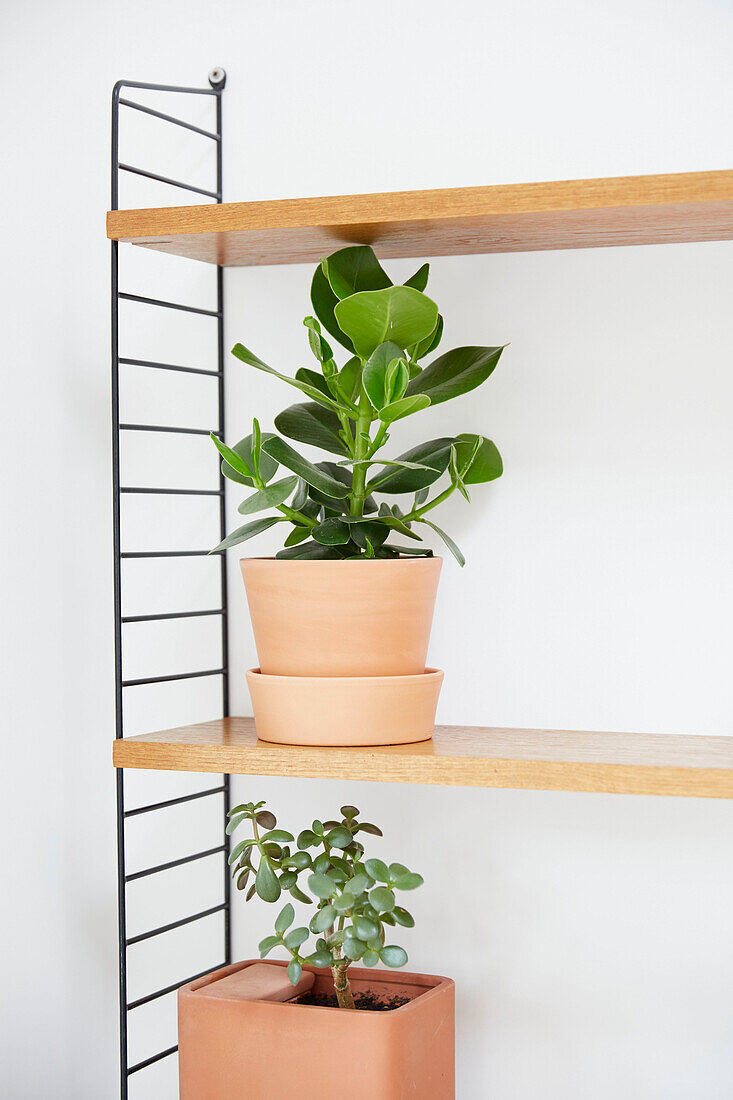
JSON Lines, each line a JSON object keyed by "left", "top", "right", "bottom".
{"left": 113, "top": 719, "right": 733, "bottom": 799}
{"left": 106, "top": 171, "right": 733, "bottom": 266}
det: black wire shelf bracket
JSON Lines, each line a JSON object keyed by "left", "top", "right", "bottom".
{"left": 111, "top": 67, "right": 230, "bottom": 1100}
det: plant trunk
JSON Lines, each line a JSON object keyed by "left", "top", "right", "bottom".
{"left": 332, "top": 961, "right": 355, "bottom": 1010}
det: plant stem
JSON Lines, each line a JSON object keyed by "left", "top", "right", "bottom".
{"left": 404, "top": 482, "right": 456, "bottom": 522}
{"left": 349, "top": 386, "right": 373, "bottom": 518}
{"left": 332, "top": 958, "right": 355, "bottom": 1010}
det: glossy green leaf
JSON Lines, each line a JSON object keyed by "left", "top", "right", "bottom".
{"left": 380, "top": 393, "right": 431, "bottom": 422}
{"left": 216, "top": 431, "right": 279, "bottom": 487}
{"left": 409, "top": 314, "right": 443, "bottom": 362}
{"left": 340, "top": 805, "right": 359, "bottom": 819}
{"left": 312, "top": 518, "right": 351, "bottom": 546}
{"left": 237, "top": 476, "right": 298, "bottom": 515}
{"left": 210, "top": 433, "right": 254, "bottom": 480}
{"left": 255, "top": 858, "right": 281, "bottom": 903}
{"left": 336, "top": 357, "right": 362, "bottom": 403}
{"left": 236, "top": 868, "right": 250, "bottom": 891}
{"left": 449, "top": 444, "right": 471, "bottom": 502}
{"left": 211, "top": 516, "right": 282, "bottom": 553}
{"left": 322, "top": 245, "right": 392, "bottom": 300}
{"left": 333, "top": 892, "right": 355, "bottom": 912}
{"left": 297, "top": 830, "right": 320, "bottom": 849}
{"left": 258, "top": 934, "right": 280, "bottom": 957}
{"left": 228, "top": 838, "right": 256, "bottom": 864}
{"left": 282, "top": 851, "right": 311, "bottom": 871}
{"left": 380, "top": 945, "right": 408, "bottom": 968}
{"left": 314, "top": 905, "right": 337, "bottom": 932}
{"left": 308, "top": 873, "right": 337, "bottom": 899}
{"left": 369, "top": 886, "right": 396, "bottom": 913}
{"left": 274, "top": 402, "right": 349, "bottom": 457}
{"left": 231, "top": 343, "right": 350, "bottom": 414}
{"left": 284, "top": 525, "right": 311, "bottom": 547}
{"left": 334, "top": 287, "right": 439, "bottom": 359}
{"left": 325, "top": 826, "right": 353, "bottom": 849}
{"left": 255, "top": 810, "right": 277, "bottom": 829}
{"left": 262, "top": 438, "right": 350, "bottom": 498}
{"left": 388, "top": 863, "right": 409, "bottom": 879}
{"left": 362, "top": 341, "right": 403, "bottom": 410}
{"left": 347, "top": 521, "right": 390, "bottom": 551}
{"left": 276, "top": 541, "right": 345, "bottom": 560}
{"left": 303, "top": 316, "right": 334, "bottom": 363}
{"left": 226, "top": 813, "right": 246, "bottom": 834}
{"left": 362, "top": 949, "right": 380, "bottom": 967}
{"left": 279, "top": 871, "right": 297, "bottom": 889}
{"left": 403, "top": 263, "right": 429, "bottom": 291}
{"left": 392, "top": 906, "right": 415, "bottom": 928}
{"left": 310, "top": 264, "right": 356, "bottom": 353}
{"left": 415, "top": 518, "right": 465, "bottom": 567}
{"left": 346, "top": 873, "right": 372, "bottom": 897}
{"left": 364, "top": 859, "right": 390, "bottom": 883}
{"left": 312, "top": 853, "right": 330, "bottom": 874}
{"left": 407, "top": 344, "right": 505, "bottom": 406}
{"left": 368, "top": 437, "right": 456, "bottom": 494}
{"left": 275, "top": 903, "right": 295, "bottom": 934}
{"left": 287, "top": 959, "right": 303, "bottom": 985}
{"left": 453, "top": 433, "right": 503, "bottom": 483}
{"left": 284, "top": 926, "right": 309, "bottom": 950}
{"left": 289, "top": 885, "right": 312, "bottom": 905}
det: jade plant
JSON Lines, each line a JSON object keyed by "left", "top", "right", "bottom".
{"left": 228, "top": 800, "right": 422, "bottom": 1009}
{"left": 211, "top": 245, "right": 506, "bottom": 564}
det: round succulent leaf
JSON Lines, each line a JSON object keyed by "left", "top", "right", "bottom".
{"left": 297, "top": 830, "right": 320, "bottom": 849}
{"left": 225, "top": 813, "right": 247, "bottom": 835}
{"left": 343, "top": 936, "right": 367, "bottom": 961}
{"left": 283, "top": 851, "right": 311, "bottom": 871}
{"left": 380, "top": 945, "right": 408, "bottom": 968}
{"left": 362, "top": 949, "right": 380, "bottom": 968}
{"left": 284, "top": 927, "right": 309, "bottom": 950}
{"left": 393, "top": 907, "right": 415, "bottom": 928}
{"left": 314, "top": 905, "right": 337, "bottom": 932}
{"left": 346, "top": 874, "right": 372, "bottom": 897}
{"left": 262, "top": 829, "right": 294, "bottom": 844}
{"left": 388, "top": 863, "right": 410, "bottom": 880}
{"left": 340, "top": 805, "right": 359, "bottom": 819}
{"left": 364, "top": 858, "right": 390, "bottom": 883}
{"left": 255, "top": 810, "right": 277, "bottom": 830}
{"left": 258, "top": 934, "right": 280, "bottom": 957}
{"left": 356, "top": 822, "right": 383, "bottom": 837}
{"left": 255, "top": 859, "right": 281, "bottom": 903}
{"left": 352, "top": 915, "right": 379, "bottom": 941}
{"left": 306, "top": 949, "right": 333, "bottom": 968}
{"left": 287, "top": 960, "right": 303, "bottom": 986}
{"left": 333, "top": 892, "right": 355, "bottom": 913}
{"left": 325, "top": 826, "right": 352, "bottom": 849}
{"left": 308, "top": 873, "right": 337, "bottom": 899}
{"left": 274, "top": 903, "right": 295, "bottom": 934}
{"left": 312, "top": 853, "right": 330, "bottom": 874}
{"left": 236, "top": 869, "right": 250, "bottom": 891}
{"left": 228, "top": 837, "right": 257, "bottom": 864}
{"left": 289, "top": 885, "right": 312, "bottom": 905}
{"left": 381, "top": 912, "right": 396, "bottom": 926}
{"left": 393, "top": 872, "right": 424, "bottom": 891}
{"left": 279, "top": 871, "right": 297, "bottom": 889}
{"left": 229, "top": 802, "right": 254, "bottom": 816}
{"left": 245, "top": 883, "right": 257, "bottom": 902}
{"left": 369, "top": 886, "right": 396, "bottom": 913}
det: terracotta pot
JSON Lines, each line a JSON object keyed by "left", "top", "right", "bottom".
{"left": 246, "top": 666, "right": 443, "bottom": 746}
{"left": 179, "top": 959, "right": 455, "bottom": 1099}
{"left": 240, "top": 557, "right": 442, "bottom": 677}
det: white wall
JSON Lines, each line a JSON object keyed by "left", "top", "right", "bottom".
{"left": 2, "top": 1, "right": 732, "bottom": 1098}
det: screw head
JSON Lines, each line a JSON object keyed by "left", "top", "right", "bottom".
{"left": 208, "top": 67, "right": 226, "bottom": 89}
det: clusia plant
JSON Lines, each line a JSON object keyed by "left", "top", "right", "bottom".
{"left": 228, "top": 800, "right": 423, "bottom": 1009}
{"left": 211, "top": 244, "right": 506, "bottom": 565}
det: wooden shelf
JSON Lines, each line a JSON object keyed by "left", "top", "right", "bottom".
{"left": 113, "top": 718, "right": 733, "bottom": 799}
{"left": 106, "top": 170, "right": 733, "bottom": 266}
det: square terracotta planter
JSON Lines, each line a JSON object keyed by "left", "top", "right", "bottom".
{"left": 179, "top": 959, "right": 455, "bottom": 1099}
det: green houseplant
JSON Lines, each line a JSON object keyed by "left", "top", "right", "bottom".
{"left": 177, "top": 798, "right": 454, "bottom": 1097}
{"left": 211, "top": 245, "right": 506, "bottom": 565}
{"left": 227, "top": 800, "right": 422, "bottom": 1009}
{"left": 211, "top": 245, "right": 508, "bottom": 748}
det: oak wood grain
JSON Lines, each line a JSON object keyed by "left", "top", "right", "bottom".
{"left": 112, "top": 719, "right": 733, "bottom": 799}
{"left": 106, "top": 171, "right": 733, "bottom": 266}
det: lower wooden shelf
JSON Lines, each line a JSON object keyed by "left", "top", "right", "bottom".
{"left": 113, "top": 718, "right": 733, "bottom": 799}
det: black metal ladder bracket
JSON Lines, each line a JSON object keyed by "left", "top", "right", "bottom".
{"left": 111, "top": 67, "right": 230, "bottom": 1099}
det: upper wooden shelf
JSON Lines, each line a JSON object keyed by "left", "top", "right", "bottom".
{"left": 106, "top": 170, "right": 733, "bottom": 266}
{"left": 113, "top": 718, "right": 733, "bottom": 799}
